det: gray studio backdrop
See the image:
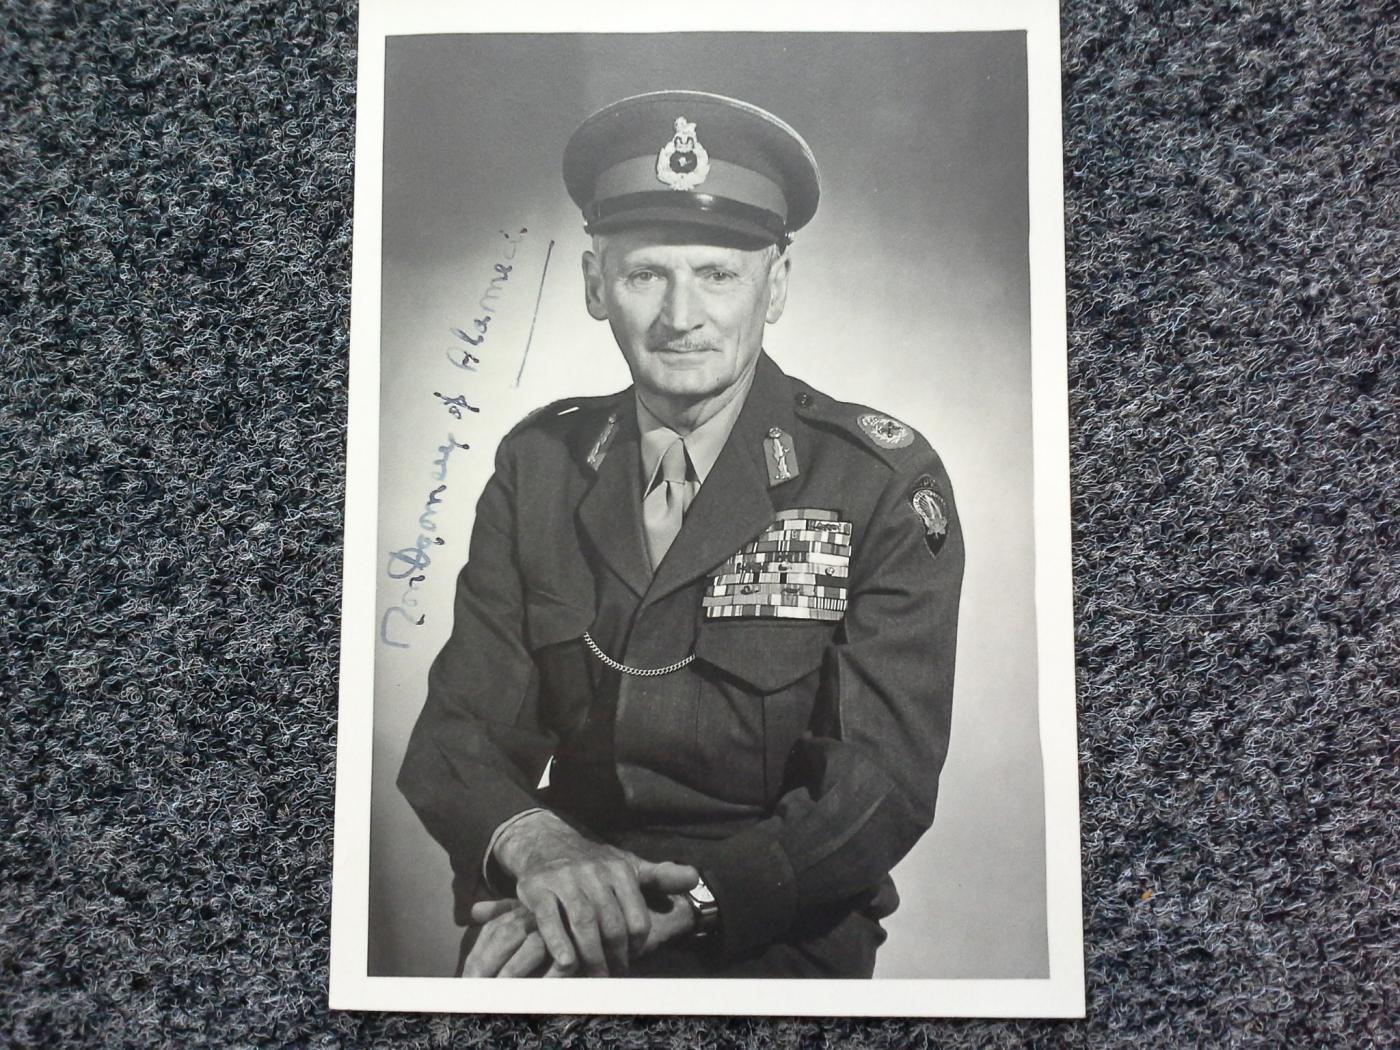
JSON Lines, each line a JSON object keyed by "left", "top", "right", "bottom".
{"left": 366, "top": 31, "right": 1047, "bottom": 979}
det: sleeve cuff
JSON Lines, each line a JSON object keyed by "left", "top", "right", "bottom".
{"left": 682, "top": 828, "right": 797, "bottom": 959}
{"left": 480, "top": 807, "right": 547, "bottom": 896}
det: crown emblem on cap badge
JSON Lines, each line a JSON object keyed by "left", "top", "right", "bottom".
{"left": 655, "top": 117, "right": 711, "bottom": 191}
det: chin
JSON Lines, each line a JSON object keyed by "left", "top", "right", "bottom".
{"left": 645, "top": 364, "right": 730, "bottom": 399}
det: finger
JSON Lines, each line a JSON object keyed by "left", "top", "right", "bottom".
{"left": 518, "top": 888, "right": 578, "bottom": 974}
{"left": 499, "top": 932, "right": 550, "bottom": 978}
{"left": 640, "top": 893, "right": 693, "bottom": 955}
{"left": 588, "top": 878, "right": 632, "bottom": 975}
{"left": 609, "top": 870, "right": 652, "bottom": 961}
{"left": 469, "top": 899, "right": 520, "bottom": 925}
{"left": 636, "top": 860, "right": 700, "bottom": 895}
{"left": 461, "top": 927, "right": 502, "bottom": 977}
{"left": 558, "top": 890, "right": 609, "bottom": 976}
{"left": 576, "top": 866, "right": 632, "bottom": 973}
{"left": 462, "top": 915, "right": 530, "bottom": 977}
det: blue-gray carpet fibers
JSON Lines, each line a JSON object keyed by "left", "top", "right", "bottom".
{"left": 1, "top": 1, "right": 1396, "bottom": 1046}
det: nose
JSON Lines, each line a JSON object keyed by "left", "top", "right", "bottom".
{"left": 659, "top": 275, "right": 703, "bottom": 332}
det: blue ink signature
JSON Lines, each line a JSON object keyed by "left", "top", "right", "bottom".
{"left": 380, "top": 435, "right": 470, "bottom": 649}
{"left": 380, "top": 228, "right": 529, "bottom": 650}
{"left": 446, "top": 229, "right": 526, "bottom": 371}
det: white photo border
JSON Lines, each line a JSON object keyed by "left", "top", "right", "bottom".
{"left": 330, "top": 0, "right": 1082, "bottom": 1018}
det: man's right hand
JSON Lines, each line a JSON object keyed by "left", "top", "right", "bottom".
{"left": 492, "top": 810, "right": 700, "bottom": 975}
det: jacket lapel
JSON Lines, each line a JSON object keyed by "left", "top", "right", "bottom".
{"left": 576, "top": 404, "right": 653, "bottom": 598}
{"left": 645, "top": 354, "right": 795, "bottom": 605}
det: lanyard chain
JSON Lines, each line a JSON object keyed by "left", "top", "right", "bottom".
{"left": 582, "top": 631, "right": 696, "bottom": 677}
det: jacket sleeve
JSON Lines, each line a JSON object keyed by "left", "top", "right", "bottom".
{"left": 396, "top": 438, "right": 555, "bottom": 913}
{"left": 673, "top": 444, "right": 965, "bottom": 959}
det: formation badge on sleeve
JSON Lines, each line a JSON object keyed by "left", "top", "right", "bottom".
{"left": 909, "top": 474, "right": 950, "bottom": 559}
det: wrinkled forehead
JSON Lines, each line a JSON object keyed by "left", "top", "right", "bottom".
{"left": 594, "top": 224, "right": 777, "bottom": 267}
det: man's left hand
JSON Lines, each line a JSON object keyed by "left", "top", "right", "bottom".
{"left": 461, "top": 893, "right": 697, "bottom": 977}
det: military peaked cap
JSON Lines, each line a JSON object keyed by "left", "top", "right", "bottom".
{"left": 563, "top": 90, "right": 820, "bottom": 246}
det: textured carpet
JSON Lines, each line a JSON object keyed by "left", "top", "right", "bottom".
{"left": 1, "top": 1, "right": 1396, "bottom": 1047}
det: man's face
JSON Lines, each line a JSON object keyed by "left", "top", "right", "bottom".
{"left": 582, "top": 227, "right": 790, "bottom": 407}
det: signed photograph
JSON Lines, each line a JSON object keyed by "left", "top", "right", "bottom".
{"left": 331, "top": 0, "right": 1082, "bottom": 1017}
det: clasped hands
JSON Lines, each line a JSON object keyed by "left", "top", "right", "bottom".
{"left": 461, "top": 810, "right": 700, "bottom": 978}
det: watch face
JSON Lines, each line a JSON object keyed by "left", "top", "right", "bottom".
{"left": 690, "top": 883, "right": 716, "bottom": 906}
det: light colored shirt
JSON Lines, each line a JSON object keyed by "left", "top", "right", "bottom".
{"left": 636, "top": 367, "right": 755, "bottom": 492}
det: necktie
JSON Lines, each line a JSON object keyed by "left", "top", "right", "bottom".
{"left": 643, "top": 438, "right": 694, "bottom": 570}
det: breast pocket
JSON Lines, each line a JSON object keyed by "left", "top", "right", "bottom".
{"left": 524, "top": 597, "right": 593, "bottom": 652}
{"left": 523, "top": 598, "right": 596, "bottom": 736}
{"left": 691, "top": 622, "right": 832, "bottom": 805}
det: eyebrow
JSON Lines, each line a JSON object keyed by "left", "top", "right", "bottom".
{"left": 616, "top": 252, "right": 751, "bottom": 272}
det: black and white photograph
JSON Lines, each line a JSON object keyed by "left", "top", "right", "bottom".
{"left": 331, "top": 0, "right": 1081, "bottom": 1016}
{"left": 9, "top": 0, "right": 1397, "bottom": 1043}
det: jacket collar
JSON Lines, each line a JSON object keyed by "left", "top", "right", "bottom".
{"left": 646, "top": 352, "right": 798, "bottom": 604}
{"left": 635, "top": 366, "right": 754, "bottom": 489}
{"left": 577, "top": 403, "right": 652, "bottom": 597}
{"left": 576, "top": 352, "right": 800, "bottom": 603}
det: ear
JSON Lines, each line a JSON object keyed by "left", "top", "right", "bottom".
{"left": 582, "top": 251, "right": 608, "bottom": 321}
{"left": 764, "top": 250, "right": 791, "bottom": 324}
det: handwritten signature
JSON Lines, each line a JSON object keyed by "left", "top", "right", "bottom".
{"left": 446, "top": 229, "right": 524, "bottom": 370}
{"left": 380, "top": 228, "right": 527, "bottom": 650}
{"left": 379, "top": 435, "right": 470, "bottom": 649}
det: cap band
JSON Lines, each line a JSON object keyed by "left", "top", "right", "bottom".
{"left": 593, "top": 156, "right": 789, "bottom": 220}
{"left": 583, "top": 192, "right": 789, "bottom": 240}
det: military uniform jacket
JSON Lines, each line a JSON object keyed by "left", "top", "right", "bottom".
{"left": 398, "top": 352, "right": 965, "bottom": 975}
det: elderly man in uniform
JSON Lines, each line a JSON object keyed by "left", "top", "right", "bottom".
{"left": 398, "top": 90, "right": 965, "bottom": 979}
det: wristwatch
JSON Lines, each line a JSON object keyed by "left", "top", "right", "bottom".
{"left": 685, "top": 875, "right": 720, "bottom": 938}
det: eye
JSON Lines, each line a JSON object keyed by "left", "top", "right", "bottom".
{"left": 702, "top": 269, "right": 738, "bottom": 285}
{"left": 626, "top": 269, "right": 661, "bottom": 285}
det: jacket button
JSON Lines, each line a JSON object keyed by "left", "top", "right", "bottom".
{"left": 795, "top": 392, "right": 814, "bottom": 409}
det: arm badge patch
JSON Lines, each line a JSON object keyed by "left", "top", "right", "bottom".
{"left": 909, "top": 474, "right": 950, "bottom": 558}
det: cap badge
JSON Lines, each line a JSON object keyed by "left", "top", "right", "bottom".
{"left": 858, "top": 413, "right": 914, "bottom": 450}
{"left": 656, "top": 117, "right": 711, "bottom": 191}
